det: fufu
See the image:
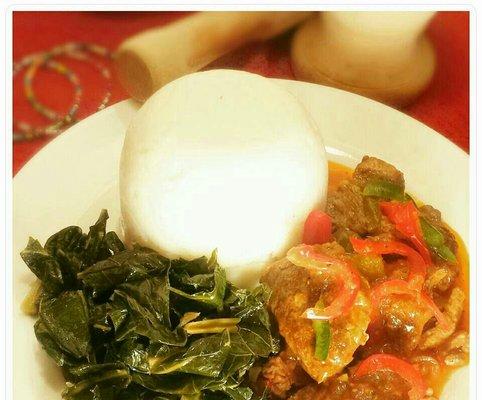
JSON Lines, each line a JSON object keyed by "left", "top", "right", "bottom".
{"left": 119, "top": 69, "right": 328, "bottom": 287}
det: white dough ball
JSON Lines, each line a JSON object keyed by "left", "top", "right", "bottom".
{"left": 120, "top": 70, "right": 328, "bottom": 287}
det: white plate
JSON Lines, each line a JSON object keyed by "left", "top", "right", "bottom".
{"left": 13, "top": 79, "right": 469, "bottom": 399}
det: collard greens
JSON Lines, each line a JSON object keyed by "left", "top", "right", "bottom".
{"left": 21, "top": 210, "right": 278, "bottom": 400}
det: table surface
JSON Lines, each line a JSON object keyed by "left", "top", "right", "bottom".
{"left": 13, "top": 11, "right": 469, "bottom": 176}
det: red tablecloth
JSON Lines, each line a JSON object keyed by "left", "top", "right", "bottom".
{"left": 13, "top": 11, "right": 469, "bottom": 176}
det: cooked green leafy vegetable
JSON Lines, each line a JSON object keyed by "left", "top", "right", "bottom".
{"left": 21, "top": 238, "right": 65, "bottom": 295}
{"left": 22, "top": 210, "right": 278, "bottom": 400}
{"left": 39, "top": 290, "right": 91, "bottom": 359}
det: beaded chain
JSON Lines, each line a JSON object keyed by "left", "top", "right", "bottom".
{"left": 13, "top": 42, "right": 112, "bottom": 141}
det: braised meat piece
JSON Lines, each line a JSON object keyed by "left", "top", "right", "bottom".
{"left": 327, "top": 183, "right": 382, "bottom": 235}
{"left": 327, "top": 156, "right": 404, "bottom": 236}
{"left": 381, "top": 297, "right": 432, "bottom": 353}
{"left": 360, "top": 297, "right": 433, "bottom": 356}
{"left": 419, "top": 287, "right": 465, "bottom": 350}
{"left": 260, "top": 252, "right": 370, "bottom": 384}
{"left": 260, "top": 349, "right": 311, "bottom": 398}
{"left": 289, "top": 372, "right": 410, "bottom": 400}
{"left": 353, "top": 156, "right": 405, "bottom": 189}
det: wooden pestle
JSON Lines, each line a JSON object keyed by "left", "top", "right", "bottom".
{"left": 115, "top": 11, "right": 312, "bottom": 101}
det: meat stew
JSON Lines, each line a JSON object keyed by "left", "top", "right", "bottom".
{"left": 259, "top": 157, "right": 469, "bottom": 400}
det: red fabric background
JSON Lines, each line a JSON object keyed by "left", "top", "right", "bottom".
{"left": 12, "top": 11, "right": 469, "bottom": 176}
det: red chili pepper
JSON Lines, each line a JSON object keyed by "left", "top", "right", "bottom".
{"left": 379, "top": 201, "right": 432, "bottom": 265}
{"left": 302, "top": 210, "right": 332, "bottom": 245}
{"left": 350, "top": 237, "right": 427, "bottom": 290}
{"left": 287, "top": 244, "right": 360, "bottom": 320}
{"left": 370, "top": 279, "right": 450, "bottom": 330}
{"left": 353, "top": 353, "right": 428, "bottom": 400}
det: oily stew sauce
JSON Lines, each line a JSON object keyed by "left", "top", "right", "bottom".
{"left": 258, "top": 158, "right": 469, "bottom": 400}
